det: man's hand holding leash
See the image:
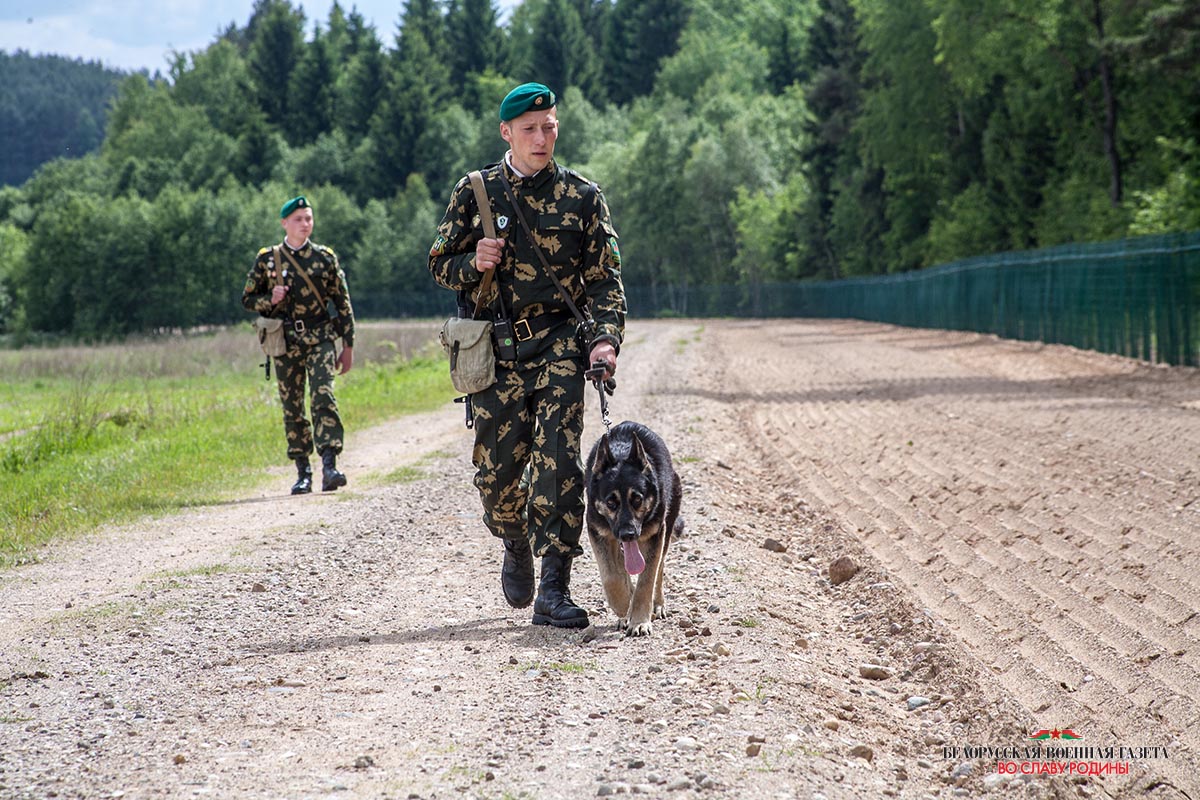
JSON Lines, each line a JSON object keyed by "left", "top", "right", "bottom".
{"left": 589, "top": 340, "right": 617, "bottom": 381}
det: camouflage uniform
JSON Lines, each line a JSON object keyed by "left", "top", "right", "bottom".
{"left": 242, "top": 240, "right": 356, "bottom": 461}
{"left": 430, "top": 158, "right": 626, "bottom": 558}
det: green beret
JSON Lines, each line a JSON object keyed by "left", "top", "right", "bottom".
{"left": 280, "top": 195, "right": 310, "bottom": 219}
{"left": 500, "top": 82, "right": 556, "bottom": 121}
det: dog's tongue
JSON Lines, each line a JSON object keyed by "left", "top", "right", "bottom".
{"left": 623, "top": 541, "right": 646, "bottom": 575}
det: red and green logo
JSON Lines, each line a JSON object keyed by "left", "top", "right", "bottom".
{"left": 1029, "top": 728, "right": 1083, "bottom": 740}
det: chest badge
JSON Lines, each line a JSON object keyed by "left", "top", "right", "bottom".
{"left": 497, "top": 215, "right": 510, "bottom": 231}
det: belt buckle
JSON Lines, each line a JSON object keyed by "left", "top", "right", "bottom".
{"left": 514, "top": 318, "right": 533, "bottom": 342}
{"left": 293, "top": 319, "right": 306, "bottom": 334}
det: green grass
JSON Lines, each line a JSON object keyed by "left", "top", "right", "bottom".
{"left": 367, "top": 449, "right": 453, "bottom": 486}
{"left": 0, "top": 322, "right": 455, "bottom": 567}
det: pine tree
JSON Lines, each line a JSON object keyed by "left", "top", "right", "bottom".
{"left": 797, "top": 0, "right": 870, "bottom": 278}
{"left": 445, "top": 0, "right": 503, "bottom": 95}
{"left": 368, "top": 0, "right": 451, "bottom": 194}
{"left": 531, "top": 0, "right": 603, "bottom": 100}
{"left": 246, "top": 0, "right": 306, "bottom": 129}
{"left": 603, "top": 0, "right": 690, "bottom": 105}
{"left": 337, "top": 30, "right": 386, "bottom": 139}
{"left": 287, "top": 29, "right": 336, "bottom": 144}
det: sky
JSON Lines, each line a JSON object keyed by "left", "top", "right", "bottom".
{"left": 0, "top": 1, "right": 517, "bottom": 74}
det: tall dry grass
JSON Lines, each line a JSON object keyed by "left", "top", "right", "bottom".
{"left": 0, "top": 319, "right": 442, "bottom": 380}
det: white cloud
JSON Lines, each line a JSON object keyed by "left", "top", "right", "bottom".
{"left": 1, "top": 1, "right": 518, "bottom": 73}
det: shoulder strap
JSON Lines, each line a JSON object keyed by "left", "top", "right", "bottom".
{"left": 468, "top": 170, "right": 498, "bottom": 319}
{"left": 278, "top": 245, "right": 328, "bottom": 310}
{"left": 264, "top": 246, "right": 284, "bottom": 319}
{"left": 495, "top": 168, "right": 590, "bottom": 329}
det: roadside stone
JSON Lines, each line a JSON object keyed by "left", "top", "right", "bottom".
{"left": 762, "top": 538, "right": 788, "bottom": 553}
{"left": 983, "top": 773, "right": 1007, "bottom": 791}
{"left": 849, "top": 744, "right": 874, "bottom": 763}
{"left": 858, "top": 664, "right": 891, "bottom": 680}
{"left": 907, "top": 696, "right": 931, "bottom": 711}
{"left": 745, "top": 743, "right": 761, "bottom": 757}
{"left": 823, "top": 719, "right": 840, "bottom": 731}
{"left": 829, "top": 556, "right": 859, "bottom": 585}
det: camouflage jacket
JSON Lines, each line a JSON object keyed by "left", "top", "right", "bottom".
{"left": 429, "top": 158, "right": 626, "bottom": 365}
{"left": 242, "top": 240, "right": 356, "bottom": 348}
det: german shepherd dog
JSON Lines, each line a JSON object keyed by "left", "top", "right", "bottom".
{"left": 585, "top": 421, "right": 683, "bottom": 636}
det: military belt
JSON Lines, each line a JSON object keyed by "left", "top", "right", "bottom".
{"left": 288, "top": 314, "right": 330, "bottom": 334}
{"left": 512, "top": 311, "right": 574, "bottom": 342}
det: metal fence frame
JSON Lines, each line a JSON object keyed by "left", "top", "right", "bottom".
{"left": 627, "top": 232, "right": 1200, "bottom": 367}
{"left": 353, "top": 232, "right": 1200, "bottom": 367}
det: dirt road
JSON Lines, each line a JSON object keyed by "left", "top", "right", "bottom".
{"left": 2, "top": 319, "right": 1197, "bottom": 799}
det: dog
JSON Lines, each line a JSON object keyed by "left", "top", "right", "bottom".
{"left": 584, "top": 421, "right": 684, "bottom": 636}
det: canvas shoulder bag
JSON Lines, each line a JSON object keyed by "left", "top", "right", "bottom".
{"left": 439, "top": 170, "right": 499, "bottom": 395}
{"left": 255, "top": 316, "right": 287, "bottom": 357}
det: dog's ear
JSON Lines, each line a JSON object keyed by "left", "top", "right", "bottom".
{"left": 630, "top": 433, "right": 649, "bottom": 472}
{"left": 594, "top": 433, "right": 614, "bottom": 471}
{"left": 633, "top": 434, "right": 662, "bottom": 479}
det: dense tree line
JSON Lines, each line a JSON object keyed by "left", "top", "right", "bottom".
{"left": 1, "top": 0, "right": 1197, "bottom": 338}
{"left": 0, "top": 52, "right": 127, "bottom": 187}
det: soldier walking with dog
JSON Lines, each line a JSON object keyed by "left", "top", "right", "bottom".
{"left": 429, "top": 83, "right": 626, "bottom": 628}
{"left": 243, "top": 195, "right": 356, "bottom": 495}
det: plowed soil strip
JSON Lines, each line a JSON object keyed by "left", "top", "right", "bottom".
{"left": 714, "top": 318, "right": 1200, "bottom": 796}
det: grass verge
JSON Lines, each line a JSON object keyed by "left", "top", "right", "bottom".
{"left": 0, "top": 324, "right": 455, "bottom": 567}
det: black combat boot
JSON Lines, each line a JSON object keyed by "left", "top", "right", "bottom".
{"left": 532, "top": 551, "right": 589, "bottom": 628}
{"left": 321, "top": 450, "right": 347, "bottom": 492}
{"left": 291, "top": 458, "right": 313, "bottom": 495}
{"left": 501, "top": 537, "right": 535, "bottom": 608}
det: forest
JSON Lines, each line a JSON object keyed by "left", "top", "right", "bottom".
{"left": 0, "top": 0, "right": 1197, "bottom": 339}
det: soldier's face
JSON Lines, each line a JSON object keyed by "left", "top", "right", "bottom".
{"left": 501, "top": 108, "right": 558, "bottom": 176}
{"left": 281, "top": 207, "right": 314, "bottom": 245}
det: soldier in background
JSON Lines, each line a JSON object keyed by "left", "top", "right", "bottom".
{"left": 243, "top": 195, "right": 356, "bottom": 494}
{"left": 429, "top": 83, "right": 626, "bottom": 628}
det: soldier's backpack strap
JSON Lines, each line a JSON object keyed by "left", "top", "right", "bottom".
{"left": 268, "top": 245, "right": 285, "bottom": 312}
{"left": 278, "top": 246, "right": 329, "bottom": 310}
{"left": 468, "top": 170, "right": 498, "bottom": 320}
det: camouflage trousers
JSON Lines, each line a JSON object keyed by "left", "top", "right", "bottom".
{"left": 273, "top": 339, "right": 344, "bottom": 461}
{"left": 470, "top": 358, "right": 586, "bottom": 558}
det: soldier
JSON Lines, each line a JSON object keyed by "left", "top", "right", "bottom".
{"left": 429, "top": 82, "right": 626, "bottom": 629}
{"left": 243, "top": 195, "right": 356, "bottom": 495}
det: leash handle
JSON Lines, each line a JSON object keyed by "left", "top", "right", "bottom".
{"left": 584, "top": 361, "right": 615, "bottom": 434}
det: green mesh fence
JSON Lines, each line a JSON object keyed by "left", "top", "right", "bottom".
{"left": 627, "top": 232, "right": 1200, "bottom": 367}
{"left": 361, "top": 232, "right": 1199, "bottom": 367}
